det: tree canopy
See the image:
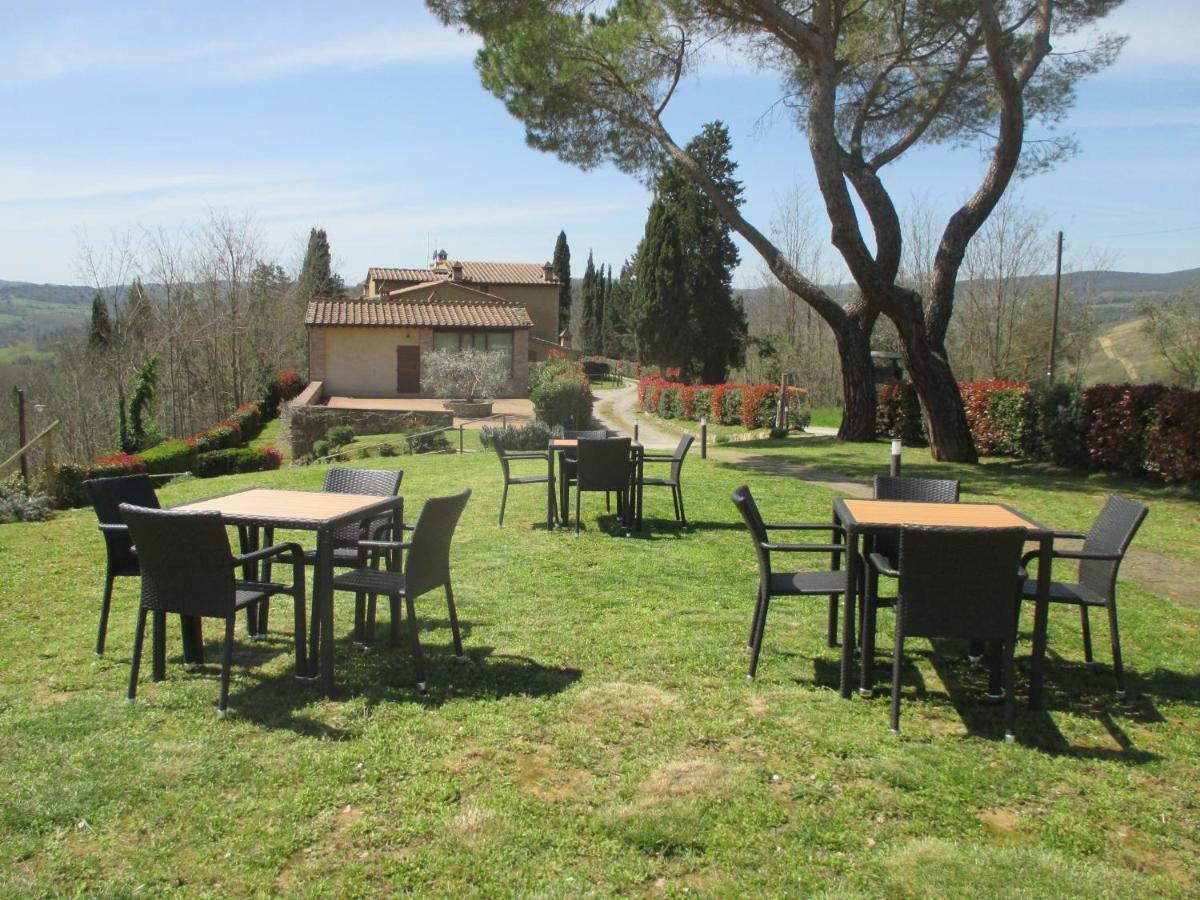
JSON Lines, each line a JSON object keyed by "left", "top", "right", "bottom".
{"left": 428, "top": 0, "right": 1125, "bottom": 460}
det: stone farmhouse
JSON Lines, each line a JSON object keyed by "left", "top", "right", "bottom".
{"left": 305, "top": 250, "right": 563, "bottom": 399}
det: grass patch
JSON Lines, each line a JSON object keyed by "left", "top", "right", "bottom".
{"left": 0, "top": 436, "right": 1197, "bottom": 893}
{"left": 809, "top": 406, "right": 843, "bottom": 429}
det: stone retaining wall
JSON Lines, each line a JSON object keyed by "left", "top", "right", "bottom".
{"left": 282, "top": 383, "right": 453, "bottom": 456}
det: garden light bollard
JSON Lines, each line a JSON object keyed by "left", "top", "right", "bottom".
{"left": 634, "top": 423, "right": 639, "bottom": 441}
{"left": 459, "top": 424, "right": 465, "bottom": 454}
{"left": 700, "top": 417, "right": 708, "bottom": 459}
{"left": 890, "top": 439, "right": 902, "bottom": 477}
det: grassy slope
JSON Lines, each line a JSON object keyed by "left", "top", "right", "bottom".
{"left": 1, "top": 438, "right": 1198, "bottom": 895}
{"left": 1082, "top": 317, "right": 1173, "bottom": 385}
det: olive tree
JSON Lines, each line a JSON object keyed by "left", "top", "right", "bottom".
{"left": 427, "top": 0, "right": 1124, "bottom": 460}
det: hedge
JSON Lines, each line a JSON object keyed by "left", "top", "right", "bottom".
{"left": 532, "top": 358, "right": 593, "bottom": 429}
{"left": 882, "top": 378, "right": 1200, "bottom": 483}
{"left": 139, "top": 440, "right": 196, "bottom": 476}
{"left": 638, "top": 377, "right": 812, "bottom": 430}
{"left": 195, "top": 446, "right": 283, "bottom": 478}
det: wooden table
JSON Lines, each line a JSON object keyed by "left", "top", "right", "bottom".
{"left": 547, "top": 439, "right": 644, "bottom": 531}
{"left": 175, "top": 488, "right": 404, "bottom": 695}
{"left": 832, "top": 498, "right": 1054, "bottom": 708}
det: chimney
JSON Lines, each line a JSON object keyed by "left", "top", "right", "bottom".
{"left": 451, "top": 260, "right": 464, "bottom": 282}
{"left": 543, "top": 261, "right": 555, "bottom": 283}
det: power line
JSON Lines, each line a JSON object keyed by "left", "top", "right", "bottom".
{"left": 1103, "top": 223, "right": 1200, "bottom": 239}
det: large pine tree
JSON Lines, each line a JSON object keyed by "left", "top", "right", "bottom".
{"left": 552, "top": 230, "right": 571, "bottom": 339}
{"left": 297, "top": 228, "right": 345, "bottom": 301}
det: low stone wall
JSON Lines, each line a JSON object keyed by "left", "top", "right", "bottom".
{"left": 287, "top": 405, "right": 453, "bottom": 457}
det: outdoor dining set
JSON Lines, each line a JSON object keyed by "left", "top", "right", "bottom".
{"left": 732, "top": 477, "right": 1148, "bottom": 739}
{"left": 86, "top": 468, "right": 468, "bottom": 715}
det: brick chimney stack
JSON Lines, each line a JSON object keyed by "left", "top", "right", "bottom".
{"left": 543, "top": 261, "right": 554, "bottom": 282}
{"left": 451, "top": 260, "right": 464, "bottom": 282}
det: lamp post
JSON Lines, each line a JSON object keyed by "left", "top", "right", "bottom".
{"left": 15, "top": 388, "right": 29, "bottom": 485}
{"left": 700, "top": 416, "right": 708, "bottom": 459}
{"left": 890, "top": 438, "right": 902, "bottom": 477}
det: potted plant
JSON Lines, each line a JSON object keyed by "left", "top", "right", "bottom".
{"left": 421, "top": 347, "right": 509, "bottom": 417}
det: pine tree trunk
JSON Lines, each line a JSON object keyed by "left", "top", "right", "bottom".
{"left": 832, "top": 320, "right": 876, "bottom": 442}
{"left": 898, "top": 334, "right": 978, "bottom": 463}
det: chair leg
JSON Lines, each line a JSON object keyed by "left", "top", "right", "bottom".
{"left": 1003, "top": 639, "right": 1017, "bottom": 743}
{"left": 389, "top": 595, "right": 401, "bottom": 646}
{"left": 748, "top": 596, "right": 770, "bottom": 679}
{"left": 96, "top": 569, "right": 116, "bottom": 655}
{"left": 404, "top": 594, "right": 426, "bottom": 690}
{"left": 152, "top": 609, "right": 166, "bottom": 682}
{"left": 446, "top": 583, "right": 464, "bottom": 658}
{"left": 498, "top": 481, "right": 509, "bottom": 526}
{"left": 748, "top": 585, "right": 765, "bottom": 650}
{"left": 353, "top": 592, "right": 366, "bottom": 645}
{"left": 1080, "top": 606, "right": 1094, "bottom": 664}
{"left": 1107, "top": 601, "right": 1126, "bottom": 698}
{"left": 890, "top": 620, "right": 905, "bottom": 735}
{"left": 293, "top": 592, "right": 308, "bottom": 678}
{"left": 218, "top": 616, "right": 235, "bottom": 717}
{"left": 127, "top": 607, "right": 148, "bottom": 702}
{"left": 366, "top": 595, "right": 378, "bottom": 643}
{"left": 861, "top": 572, "right": 879, "bottom": 695}
{"left": 258, "top": 600, "right": 270, "bottom": 637}
{"left": 826, "top": 595, "right": 839, "bottom": 649}
{"left": 574, "top": 488, "right": 582, "bottom": 537}
{"left": 676, "top": 484, "right": 687, "bottom": 526}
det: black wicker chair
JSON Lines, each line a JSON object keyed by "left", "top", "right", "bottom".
{"left": 84, "top": 474, "right": 161, "bottom": 655}
{"left": 860, "top": 475, "right": 963, "bottom": 684}
{"left": 334, "top": 489, "right": 471, "bottom": 690}
{"left": 637, "top": 434, "right": 693, "bottom": 526}
{"left": 120, "top": 504, "right": 307, "bottom": 716}
{"left": 1019, "top": 493, "right": 1148, "bottom": 698}
{"left": 558, "top": 429, "right": 614, "bottom": 520}
{"left": 731, "top": 486, "right": 849, "bottom": 679}
{"left": 496, "top": 445, "right": 555, "bottom": 526}
{"left": 886, "top": 526, "right": 1027, "bottom": 740}
{"left": 573, "top": 437, "right": 632, "bottom": 535}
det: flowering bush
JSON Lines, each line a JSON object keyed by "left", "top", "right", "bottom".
{"left": 637, "top": 377, "right": 811, "bottom": 431}
{"left": 1084, "top": 383, "right": 1167, "bottom": 476}
{"left": 277, "top": 370, "right": 306, "bottom": 401}
{"left": 959, "top": 380, "right": 1029, "bottom": 457}
{"left": 88, "top": 453, "right": 148, "bottom": 478}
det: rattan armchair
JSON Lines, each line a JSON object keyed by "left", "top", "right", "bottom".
{"left": 1019, "top": 493, "right": 1148, "bottom": 698}
{"left": 886, "top": 526, "right": 1027, "bottom": 740}
{"left": 495, "top": 445, "right": 555, "bottom": 526}
{"left": 637, "top": 434, "right": 693, "bottom": 526}
{"left": 731, "top": 486, "right": 849, "bottom": 679}
{"left": 84, "top": 474, "right": 161, "bottom": 655}
{"left": 573, "top": 438, "right": 632, "bottom": 536}
{"left": 120, "top": 504, "right": 307, "bottom": 716}
{"left": 334, "top": 489, "right": 471, "bottom": 690}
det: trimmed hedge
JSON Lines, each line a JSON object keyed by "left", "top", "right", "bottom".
{"left": 139, "top": 440, "right": 196, "bottom": 476}
{"left": 531, "top": 359, "right": 593, "bottom": 429}
{"left": 480, "top": 421, "right": 558, "bottom": 451}
{"left": 638, "top": 377, "right": 811, "bottom": 430}
{"left": 195, "top": 446, "right": 282, "bottom": 478}
{"left": 884, "top": 378, "right": 1200, "bottom": 483}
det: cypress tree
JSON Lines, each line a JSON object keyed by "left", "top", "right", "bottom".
{"left": 88, "top": 292, "right": 112, "bottom": 350}
{"left": 297, "top": 228, "right": 345, "bottom": 300}
{"left": 552, "top": 230, "right": 571, "bottom": 338}
{"left": 580, "top": 252, "right": 600, "bottom": 354}
{"left": 632, "top": 202, "right": 688, "bottom": 368}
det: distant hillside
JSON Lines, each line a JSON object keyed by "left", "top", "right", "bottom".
{"left": 0, "top": 280, "right": 94, "bottom": 349}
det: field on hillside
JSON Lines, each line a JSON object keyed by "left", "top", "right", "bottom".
{"left": 1082, "top": 317, "right": 1173, "bottom": 385}
{"left": 1, "top": 437, "right": 1198, "bottom": 895}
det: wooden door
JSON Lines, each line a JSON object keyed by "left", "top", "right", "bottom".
{"left": 396, "top": 345, "right": 421, "bottom": 393}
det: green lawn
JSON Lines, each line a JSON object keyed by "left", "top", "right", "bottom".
{"left": 809, "top": 406, "right": 844, "bottom": 430}
{"left": 1, "top": 438, "right": 1198, "bottom": 895}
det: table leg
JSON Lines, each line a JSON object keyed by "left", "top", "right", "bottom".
{"left": 636, "top": 449, "right": 644, "bottom": 531}
{"left": 840, "top": 528, "right": 861, "bottom": 699}
{"left": 238, "top": 525, "right": 261, "bottom": 637}
{"left": 1028, "top": 533, "right": 1053, "bottom": 710}
{"left": 180, "top": 615, "right": 203, "bottom": 666}
{"left": 259, "top": 525, "right": 275, "bottom": 635}
{"left": 316, "top": 526, "right": 335, "bottom": 695}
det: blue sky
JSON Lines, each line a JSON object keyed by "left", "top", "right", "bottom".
{"left": 1, "top": 0, "right": 1197, "bottom": 288}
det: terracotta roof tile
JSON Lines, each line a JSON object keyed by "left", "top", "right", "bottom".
{"left": 306, "top": 297, "right": 533, "bottom": 329}
{"left": 368, "top": 260, "right": 556, "bottom": 286}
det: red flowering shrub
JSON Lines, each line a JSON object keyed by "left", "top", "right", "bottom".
{"left": 276, "top": 370, "right": 306, "bottom": 401}
{"left": 959, "top": 380, "right": 1031, "bottom": 457}
{"left": 1084, "top": 383, "right": 1167, "bottom": 476}
{"left": 876, "top": 379, "right": 926, "bottom": 445}
{"left": 1143, "top": 389, "right": 1200, "bottom": 482}
{"left": 232, "top": 404, "right": 263, "bottom": 440}
{"left": 88, "top": 452, "right": 148, "bottom": 478}
{"left": 740, "top": 385, "right": 778, "bottom": 428}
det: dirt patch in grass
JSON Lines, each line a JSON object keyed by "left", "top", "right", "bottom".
{"left": 570, "top": 682, "right": 681, "bottom": 727}
{"left": 635, "top": 759, "right": 737, "bottom": 799}
{"left": 511, "top": 744, "right": 596, "bottom": 804}
{"left": 1123, "top": 549, "right": 1200, "bottom": 608}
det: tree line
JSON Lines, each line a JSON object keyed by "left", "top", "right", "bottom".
{"left": 2, "top": 220, "right": 344, "bottom": 466}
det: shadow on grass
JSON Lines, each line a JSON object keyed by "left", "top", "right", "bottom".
{"left": 226, "top": 623, "right": 582, "bottom": 737}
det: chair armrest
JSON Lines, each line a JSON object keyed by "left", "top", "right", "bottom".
{"left": 1051, "top": 549, "right": 1123, "bottom": 562}
{"left": 762, "top": 542, "right": 846, "bottom": 554}
{"left": 867, "top": 552, "right": 899, "bottom": 578}
{"left": 233, "top": 542, "right": 304, "bottom": 566}
{"left": 502, "top": 451, "right": 550, "bottom": 460}
{"left": 356, "top": 539, "right": 414, "bottom": 552}
{"left": 98, "top": 523, "right": 129, "bottom": 533}
{"left": 764, "top": 522, "right": 845, "bottom": 535}
{"left": 1052, "top": 530, "right": 1088, "bottom": 541}
{"left": 641, "top": 454, "right": 675, "bottom": 462}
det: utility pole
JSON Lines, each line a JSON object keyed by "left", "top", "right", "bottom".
{"left": 1046, "top": 230, "right": 1064, "bottom": 383}
{"left": 16, "top": 388, "right": 29, "bottom": 485}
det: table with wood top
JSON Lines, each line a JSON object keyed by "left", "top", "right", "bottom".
{"left": 175, "top": 487, "right": 404, "bottom": 695}
{"left": 547, "top": 438, "right": 644, "bottom": 531}
{"left": 832, "top": 498, "right": 1055, "bottom": 708}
